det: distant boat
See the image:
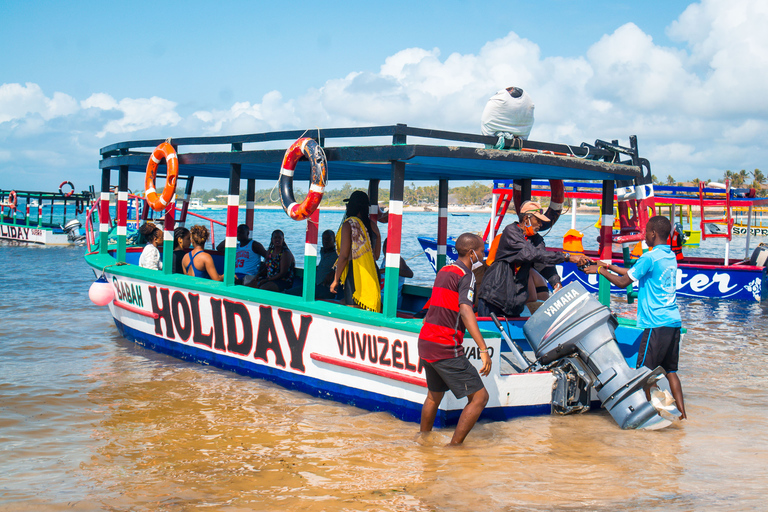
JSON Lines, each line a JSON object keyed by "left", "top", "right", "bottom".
{"left": 189, "top": 198, "right": 204, "bottom": 209}
{"left": 450, "top": 213, "right": 469, "bottom": 216}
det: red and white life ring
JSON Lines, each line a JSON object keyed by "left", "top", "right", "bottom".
{"left": 59, "top": 181, "right": 75, "bottom": 197}
{"left": 145, "top": 142, "right": 178, "bottom": 212}
{"left": 279, "top": 137, "right": 328, "bottom": 221}
{"left": 512, "top": 179, "right": 565, "bottom": 226}
{"left": 6, "top": 190, "right": 17, "bottom": 209}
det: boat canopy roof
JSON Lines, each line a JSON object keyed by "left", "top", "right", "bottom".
{"left": 99, "top": 125, "right": 645, "bottom": 183}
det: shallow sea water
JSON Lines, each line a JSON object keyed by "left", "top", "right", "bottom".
{"left": 2, "top": 209, "right": 768, "bottom": 511}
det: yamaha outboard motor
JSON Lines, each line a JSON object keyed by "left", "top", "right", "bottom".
{"left": 522, "top": 282, "right": 680, "bottom": 429}
{"left": 62, "top": 219, "right": 85, "bottom": 243}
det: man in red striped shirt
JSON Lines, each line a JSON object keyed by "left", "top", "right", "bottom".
{"left": 418, "top": 233, "right": 492, "bottom": 445}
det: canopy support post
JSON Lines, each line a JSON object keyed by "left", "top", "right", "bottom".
{"left": 384, "top": 161, "right": 405, "bottom": 318}
{"left": 178, "top": 177, "right": 194, "bottom": 227}
{"left": 437, "top": 179, "right": 448, "bottom": 271}
{"left": 245, "top": 179, "right": 256, "bottom": 230}
{"left": 223, "top": 143, "right": 242, "bottom": 286}
{"left": 598, "top": 180, "right": 615, "bottom": 306}
{"left": 302, "top": 208, "right": 319, "bottom": 302}
{"left": 116, "top": 165, "right": 128, "bottom": 263}
{"left": 99, "top": 168, "right": 111, "bottom": 255}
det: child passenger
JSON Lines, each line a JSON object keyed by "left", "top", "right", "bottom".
{"left": 138, "top": 223, "right": 163, "bottom": 270}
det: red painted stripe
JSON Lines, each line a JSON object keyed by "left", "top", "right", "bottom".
{"left": 245, "top": 206, "right": 254, "bottom": 229}
{"left": 117, "top": 197, "right": 127, "bottom": 227}
{"left": 310, "top": 352, "right": 426, "bottom": 387}
{"left": 226, "top": 204, "right": 238, "bottom": 237}
{"left": 100, "top": 198, "right": 110, "bottom": 225}
{"left": 437, "top": 215, "right": 448, "bottom": 246}
{"left": 599, "top": 225, "right": 613, "bottom": 260}
{"left": 113, "top": 300, "right": 160, "bottom": 319}
{"left": 164, "top": 202, "right": 175, "bottom": 231}
{"left": 386, "top": 213, "right": 402, "bottom": 251}
{"left": 305, "top": 208, "right": 319, "bottom": 244}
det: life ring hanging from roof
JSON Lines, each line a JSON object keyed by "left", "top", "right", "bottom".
{"left": 279, "top": 137, "right": 328, "bottom": 221}
{"left": 6, "top": 190, "right": 17, "bottom": 209}
{"left": 512, "top": 179, "right": 565, "bottom": 227}
{"left": 59, "top": 181, "right": 75, "bottom": 197}
{"left": 144, "top": 141, "right": 179, "bottom": 212}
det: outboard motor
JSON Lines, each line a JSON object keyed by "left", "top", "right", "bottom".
{"left": 62, "top": 219, "right": 85, "bottom": 243}
{"left": 522, "top": 282, "right": 680, "bottom": 429}
{"left": 750, "top": 243, "right": 768, "bottom": 267}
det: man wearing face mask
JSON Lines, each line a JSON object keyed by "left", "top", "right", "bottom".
{"left": 418, "top": 233, "right": 492, "bottom": 445}
{"left": 478, "top": 201, "right": 591, "bottom": 318}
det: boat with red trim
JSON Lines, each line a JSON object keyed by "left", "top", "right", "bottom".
{"left": 85, "top": 126, "right": 680, "bottom": 429}
{"left": 1, "top": 186, "right": 93, "bottom": 245}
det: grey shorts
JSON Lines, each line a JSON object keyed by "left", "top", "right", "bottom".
{"left": 422, "top": 356, "right": 485, "bottom": 399}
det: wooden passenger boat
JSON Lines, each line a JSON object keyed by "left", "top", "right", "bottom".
{"left": 1, "top": 185, "right": 93, "bottom": 245}
{"left": 85, "top": 126, "right": 676, "bottom": 428}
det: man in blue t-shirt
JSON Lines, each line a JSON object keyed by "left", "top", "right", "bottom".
{"left": 582, "top": 216, "right": 686, "bottom": 420}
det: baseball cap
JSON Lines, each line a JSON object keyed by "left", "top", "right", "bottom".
{"left": 519, "top": 201, "right": 549, "bottom": 222}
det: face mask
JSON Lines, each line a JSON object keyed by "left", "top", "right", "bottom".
{"left": 471, "top": 249, "right": 483, "bottom": 271}
{"left": 523, "top": 218, "right": 537, "bottom": 237}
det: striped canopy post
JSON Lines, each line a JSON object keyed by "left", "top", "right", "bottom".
{"left": 116, "top": 165, "right": 129, "bottom": 262}
{"left": 383, "top": 161, "right": 405, "bottom": 317}
{"left": 178, "top": 177, "right": 194, "bottom": 228}
{"left": 162, "top": 200, "right": 175, "bottom": 274}
{"left": 223, "top": 143, "right": 242, "bottom": 286}
{"left": 99, "top": 168, "right": 111, "bottom": 255}
{"left": 598, "top": 180, "right": 615, "bottom": 306}
{"left": 437, "top": 179, "right": 448, "bottom": 271}
{"left": 245, "top": 179, "right": 255, "bottom": 230}
{"left": 302, "top": 208, "right": 319, "bottom": 302}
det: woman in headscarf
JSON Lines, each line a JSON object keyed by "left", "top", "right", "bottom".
{"left": 330, "top": 190, "right": 381, "bottom": 312}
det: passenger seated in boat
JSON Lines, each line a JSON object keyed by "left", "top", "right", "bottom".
{"left": 252, "top": 229, "right": 295, "bottom": 292}
{"left": 380, "top": 237, "right": 413, "bottom": 309}
{"left": 330, "top": 190, "right": 382, "bottom": 312}
{"left": 216, "top": 224, "right": 267, "bottom": 285}
{"left": 138, "top": 223, "right": 163, "bottom": 270}
{"left": 478, "top": 201, "right": 590, "bottom": 318}
{"left": 172, "top": 227, "right": 190, "bottom": 274}
{"left": 182, "top": 225, "right": 223, "bottom": 281}
{"left": 315, "top": 230, "right": 338, "bottom": 300}
{"left": 481, "top": 86, "right": 535, "bottom": 143}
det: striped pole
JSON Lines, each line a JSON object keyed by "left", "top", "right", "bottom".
{"left": 437, "top": 179, "right": 448, "bottom": 270}
{"left": 598, "top": 180, "right": 615, "bottom": 306}
{"left": 368, "top": 180, "right": 380, "bottom": 225}
{"left": 37, "top": 196, "right": 42, "bottom": 227}
{"left": 245, "top": 179, "right": 255, "bottom": 230}
{"left": 383, "top": 161, "right": 405, "bottom": 317}
{"left": 99, "top": 169, "right": 111, "bottom": 254}
{"left": 116, "top": 166, "right": 128, "bottom": 262}
{"left": 302, "top": 208, "right": 319, "bottom": 301}
{"left": 178, "top": 177, "right": 194, "bottom": 227}
{"left": 223, "top": 143, "right": 242, "bottom": 286}
{"left": 163, "top": 200, "right": 175, "bottom": 274}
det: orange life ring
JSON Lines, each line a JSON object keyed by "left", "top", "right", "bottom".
{"left": 279, "top": 137, "right": 327, "bottom": 221}
{"left": 59, "top": 181, "right": 75, "bottom": 197}
{"left": 512, "top": 179, "right": 565, "bottom": 227}
{"left": 145, "top": 142, "right": 178, "bottom": 212}
{"left": 6, "top": 190, "right": 17, "bottom": 209}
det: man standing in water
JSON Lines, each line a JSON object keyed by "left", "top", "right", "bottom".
{"left": 583, "top": 215, "right": 687, "bottom": 419}
{"left": 418, "top": 233, "right": 492, "bottom": 444}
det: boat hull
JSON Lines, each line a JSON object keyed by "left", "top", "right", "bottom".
{"left": 0, "top": 221, "right": 77, "bottom": 245}
{"left": 418, "top": 236, "right": 768, "bottom": 301}
{"left": 98, "top": 267, "right": 569, "bottom": 427}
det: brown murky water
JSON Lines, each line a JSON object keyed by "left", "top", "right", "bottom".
{"left": 2, "top": 241, "right": 768, "bottom": 511}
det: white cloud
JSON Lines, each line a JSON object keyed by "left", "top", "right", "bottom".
{"left": 3, "top": 0, "right": 768, "bottom": 188}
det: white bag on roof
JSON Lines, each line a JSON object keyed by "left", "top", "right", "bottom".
{"left": 480, "top": 87, "right": 535, "bottom": 141}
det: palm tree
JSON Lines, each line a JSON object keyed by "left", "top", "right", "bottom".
{"left": 666, "top": 175, "right": 676, "bottom": 185}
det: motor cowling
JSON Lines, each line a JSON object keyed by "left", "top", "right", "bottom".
{"left": 63, "top": 219, "right": 85, "bottom": 243}
{"left": 522, "top": 282, "right": 680, "bottom": 429}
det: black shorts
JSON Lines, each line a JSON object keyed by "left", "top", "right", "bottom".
{"left": 422, "top": 356, "right": 485, "bottom": 399}
{"left": 637, "top": 326, "right": 681, "bottom": 373}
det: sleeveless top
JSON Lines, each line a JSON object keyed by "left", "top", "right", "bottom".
{"left": 185, "top": 250, "right": 210, "bottom": 279}
{"left": 236, "top": 240, "right": 262, "bottom": 275}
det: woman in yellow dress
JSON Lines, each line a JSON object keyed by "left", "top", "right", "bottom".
{"left": 330, "top": 190, "right": 382, "bottom": 312}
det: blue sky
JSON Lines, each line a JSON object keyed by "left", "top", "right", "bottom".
{"left": 2, "top": 0, "right": 766, "bottom": 192}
